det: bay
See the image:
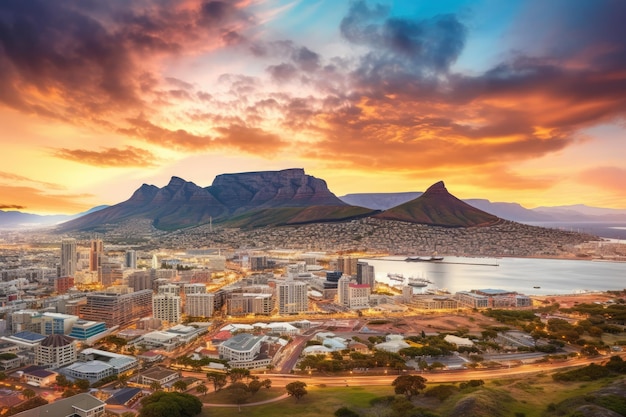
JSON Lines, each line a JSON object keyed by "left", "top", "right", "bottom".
{"left": 361, "top": 256, "right": 626, "bottom": 296}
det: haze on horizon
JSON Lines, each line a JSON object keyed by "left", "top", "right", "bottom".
{"left": 1, "top": 0, "right": 626, "bottom": 215}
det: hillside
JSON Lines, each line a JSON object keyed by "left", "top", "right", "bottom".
{"left": 374, "top": 181, "right": 500, "bottom": 227}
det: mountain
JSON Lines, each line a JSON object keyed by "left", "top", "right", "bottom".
{"left": 0, "top": 205, "right": 109, "bottom": 229}
{"left": 374, "top": 181, "right": 500, "bottom": 227}
{"left": 59, "top": 168, "right": 374, "bottom": 231}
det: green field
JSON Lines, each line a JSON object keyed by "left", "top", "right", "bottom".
{"left": 199, "top": 375, "right": 626, "bottom": 417}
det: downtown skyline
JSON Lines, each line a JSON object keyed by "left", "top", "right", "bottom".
{"left": 1, "top": 0, "right": 626, "bottom": 215}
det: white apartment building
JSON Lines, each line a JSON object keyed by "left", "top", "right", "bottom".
{"left": 185, "top": 293, "right": 214, "bottom": 317}
{"left": 276, "top": 279, "right": 308, "bottom": 315}
{"left": 35, "top": 334, "right": 77, "bottom": 369}
{"left": 152, "top": 293, "right": 181, "bottom": 324}
{"left": 348, "top": 283, "right": 371, "bottom": 309}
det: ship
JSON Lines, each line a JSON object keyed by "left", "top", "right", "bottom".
{"left": 407, "top": 277, "right": 433, "bottom": 287}
{"left": 405, "top": 256, "right": 443, "bottom": 262}
{"left": 387, "top": 273, "right": 405, "bottom": 282}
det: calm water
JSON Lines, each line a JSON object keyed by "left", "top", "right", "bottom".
{"left": 362, "top": 256, "right": 626, "bottom": 295}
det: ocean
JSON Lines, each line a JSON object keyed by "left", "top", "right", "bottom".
{"left": 362, "top": 256, "right": 626, "bottom": 296}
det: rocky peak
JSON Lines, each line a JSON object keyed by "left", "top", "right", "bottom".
{"left": 423, "top": 181, "right": 447, "bottom": 195}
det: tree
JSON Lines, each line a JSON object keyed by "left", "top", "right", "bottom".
{"left": 74, "top": 379, "right": 90, "bottom": 391}
{"left": 261, "top": 378, "right": 272, "bottom": 389}
{"left": 207, "top": 372, "right": 228, "bottom": 392}
{"left": 286, "top": 381, "right": 308, "bottom": 402}
{"left": 335, "top": 406, "right": 360, "bottom": 417}
{"left": 173, "top": 380, "right": 188, "bottom": 392}
{"left": 392, "top": 375, "right": 427, "bottom": 399}
{"left": 139, "top": 391, "right": 202, "bottom": 417}
{"left": 229, "top": 368, "right": 250, "bottom": 383}
{"left": 195, "top": 384, "right": 208, "bottom": 395}
{"left": 150, "top": 381, "right": 162, "bottom": 391}
{"left": 248, "top": 379, "right": 262, "bottom": 395}
{"left": 56, "top": 374, "right": 70, "bottom": 387}
{"left": 227, "top": 382, "right": 251, "bottom": 411}
{"left": 62, "top": 389, "right": 79, "bottom": 398}
{"left": 22, "top": 388, "right": 36, "bottom": 399}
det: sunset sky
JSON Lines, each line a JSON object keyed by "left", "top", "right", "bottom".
{"left": 1, "top": 0, "right": 626, "bottom": 215}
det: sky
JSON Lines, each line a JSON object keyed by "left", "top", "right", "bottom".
{"left": 1, "top": 0, "right": 626, "bottom": 215}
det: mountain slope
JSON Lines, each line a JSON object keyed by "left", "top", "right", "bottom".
{"left": 59, "top": 168, "right": 358, "bottom": 231}
{"left": 374, "top": 181, "right": 500, "bottom": 227}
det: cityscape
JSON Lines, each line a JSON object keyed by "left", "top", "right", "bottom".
{"left": 1, "top": 1, "right": 626, "bottom": 417}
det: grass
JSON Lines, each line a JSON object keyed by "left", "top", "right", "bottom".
{"left": 198, "top": 376, "right": 626, "bottom": 417}
{"left": 200, "top": 385, "right": 393, "bottom": 417}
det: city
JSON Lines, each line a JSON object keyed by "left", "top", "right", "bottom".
{"left": 0, "top": 230, "right": 624, "bottom": 417}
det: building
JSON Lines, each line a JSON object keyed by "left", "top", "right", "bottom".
{"left": 158, "top": 283, "right": 180, "bottom": 296}
{"left": 63, "top": 348, "right": 137, "bottom": 384}
{"left": 249, "top": 255, "right": 268, "bottom": 271}
{"left": 227, "top": 293, "right": 273, "bottom": 316}
{"left": 89, "top": 239, "right": 104, "bottom": 272}
{"left": 35, "top": 334, "right": 77, "bottom": 369}
{"left": 68, "top": 320, "right": 108, "bottom": 342}
{"left": 455, "top": 289, "right": 531, "bottom": 309}
{"left": 347, "top": 283, "right": 370, "bottom": 309}
{"left": 337, "top": 256, "right": 357, "bottom": 276}
{"left": 414, "top": 296, "right": 459, "bottom": 310}
{"left": 21, "top": 366, "right": 58, "bottom": 387}
{"left": 356, "top": 262, "right": 375, "bottom": 289}
{"left": 11, "top": 392, "right": 105, "bottom": 417}
{"left": 185, "top": 293, "right": 214, "bottom": 317}
{"left": 54, "top": 276, "right": 75, "bottom": 294}
{"left": 337, "top": 275, "right": 351, "bottom": 307}
{"left": 81, "top": 289, "right": 153, "bottom": 328}
{"left": 276, "top": 279, "right": 308, "bottom": 315}
{"left": 125, "top": 250, "right": 137, "bottom": 269}
{"left": 127, "top": 270, "right": 153, "bottom": 292}
{"left": 218, "top": 333, "right": 264, "bottom": 362}
{"left": 41, "top": 313, "right": 79, "bottom": 335}
{"left": 99, "top": 262, "right": 123, "bottom": 287}
{"left": 60, "top": 238, "right": 77, "bottom": 278}
{"left": 183, "top": 283, "right": 207, "bottom": 296}
{"left": 152, "top": 293, "right": 181, "bottom": 324}
{"left": 139, "top": 366, "right": 180, "bottom": 387}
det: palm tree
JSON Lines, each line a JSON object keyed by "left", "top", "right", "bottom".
{"left": 149, "top": 381, "right": 162, "bottom": 391}
{"left": 173, "top": 380, "right": 188, "bottom": 392}
{"left": 22, "top": 388, "right": 36, "bottom": 399}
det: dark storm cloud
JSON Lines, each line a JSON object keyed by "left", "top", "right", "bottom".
{"left": 340, "top": 0, "right": 467, "bottom": 77}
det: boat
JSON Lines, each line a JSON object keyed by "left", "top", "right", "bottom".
{"left": 407, "top": 277, "right": 433, "bottom": 287}
{"left": 405, "top": 256, "right": 443, "bottom": 262}
{"left": 533, "top": 286, "right": 541, "bottom": 289}
{"left": 387, "top": 273, "right": 405, "bottom": 282}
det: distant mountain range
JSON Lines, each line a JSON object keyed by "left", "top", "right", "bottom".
{"left": 2, "top": 168, "right": 625, "bottom": 231}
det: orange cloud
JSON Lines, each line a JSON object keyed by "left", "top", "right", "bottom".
{"left": 0, "top": 185, "right": 95, "bottom": 214}
{"left": 52, "top": 146, "right": 158, "bottom": 167}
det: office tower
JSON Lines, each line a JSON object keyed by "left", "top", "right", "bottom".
{"left": 127, "top": 270, "right": 153, "bottom": 292}
{"left": 89, "top": 239, "right": 104, "bottom": 272}
{"left": 99, "top": 262, "right": 123, "bottom": 287}
{"left": 356, "top": 262, "right": 375, "bottom": 289}
{"left": 276, "top": 279, "right": 308, "bottom": 315}
{"left": 185, "top": 293, "right": 215, "bottom": 317}
{"left": 81, "top": 289, "right": 153, "bottom": 328}
{"left": 125, "top": 250, "right": 137, "bottom": 269}
{"left": 60, "top": 238, "right": 77, "bottom": 277}
{"left": 337, "top": 275, "right": 351, "bottom": 307}
{"left": 152, "top": 293, "right": 181, "bottom": 324}
{"left": 249, "top": 255, "right": 268, "bottom": 271}
{"left": 337, "top": 256, "right": 357, "bottom": 276}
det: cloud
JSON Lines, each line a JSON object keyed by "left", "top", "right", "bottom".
{"left": 216, "top": 124, "right": 289, "bottom": 156}
{"left": 0, "top": 185, "right": 95, "bottom": 213}
{"left": 0, "top": 204, "right": 26, "bottom": 210}
{"left": 52, "top": 146, "right": 158, "bottom": 167}
{"left": 0, "top": 171, "right": 65, "bottom": 190}
{"left": 578, "top": 166, "right": 626, "bottom": 195}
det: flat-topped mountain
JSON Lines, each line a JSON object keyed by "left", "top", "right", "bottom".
{"left": 59, "top": 169, "right": 372, "bottom": 231}
{"left": 374, "top": 181, "right": 501, "bottom": 227}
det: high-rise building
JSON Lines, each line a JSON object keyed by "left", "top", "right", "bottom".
{"left": 276, "top": 279, "right": 308, "bottom": 315}
{"left": 348, "top": 283, "right": 371, "bottom": 309}
{"left": 81, "top": 289, "right": 153, "bottom": 328}
{"left": 89, "top": 239, "right": 104, "bottom": 272}
{"left": 125, "top": 250, "right": 137, "bottom": 269}
{"left": 127, "top": 270, "right": 153, "bottom": 292}
{"left": 158, "top": 283, "right": 179, "bottom": 296}
{"left": 356, "top": 262, "right": 375, "bottom": 289}
{"left": 337, "top": 256, "right": 357, "bottom": 277}
{"left": 152, "top": 293, "right": 181, "bottom": 324}
{"left": 249, "top": 255, "right": 268, "bottom": 271}
{"left": 99, "top": 262, "right": 123, "bottom": 287}
{"left": 183, "top": 283, "right": 206, "bottom": 296}
{"left": 60, "top": 238, "right": 77, "bottom": 277}
{"left": 185, "top": 293, "right": 215, "bottom": 317}
{"left": 337, "top": 275, "right": 351, "bottom": 307}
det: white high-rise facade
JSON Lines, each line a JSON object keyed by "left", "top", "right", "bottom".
{"left": 337, "top": 275, "right": 351, "bottom": 307}
{"left": 185, "top": 293, "right": 215, "bottom": 317}
{"left": 277, "top": 280, "right": 308, "bottom": 315}
{"left": 152, "top": 293, "right": 181, "bottom": 324}
{"left": 60, "top": 238, "right": 77, "bottom": 277}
